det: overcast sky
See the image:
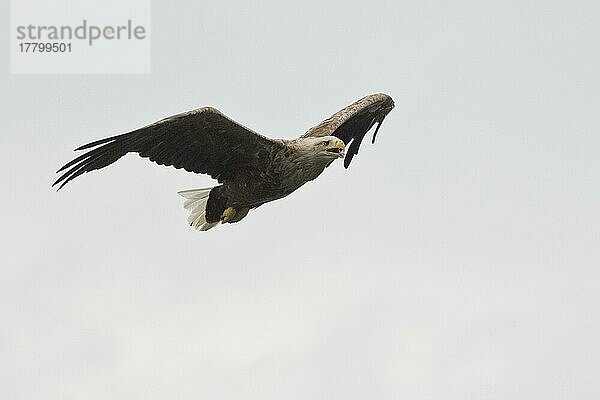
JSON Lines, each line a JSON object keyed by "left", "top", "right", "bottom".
{"left": 2, "top": 1, "right": 599, "bottom": 399}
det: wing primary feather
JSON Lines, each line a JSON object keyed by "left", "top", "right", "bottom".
{"left": 56, "top": 150, "right": 97, "bottom": 173}
{"left": 75, "top": 132, "right": 129, "bottom": 151}
{"left": 53, "top": 136, "right": 136, "bottom": 189}
{"left": 54, "top": 147, "right": 108, "bottom": 183}
{"left": 54, "top": 162, "right": 91, "bottom": 190}
{"left": 372, "top": 119, "right": 383, "bottom": 144}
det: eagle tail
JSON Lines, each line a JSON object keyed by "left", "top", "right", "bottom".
{"left": 178, "top": 187, "right": 220, "bottom": 231}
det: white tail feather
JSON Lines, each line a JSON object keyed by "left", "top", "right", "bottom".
{"left": 178, "top": 187, "right": 220, "bottom": 231}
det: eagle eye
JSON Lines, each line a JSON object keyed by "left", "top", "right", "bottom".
{"left": 324, "top": 140, "right": 330, "bottom": 146}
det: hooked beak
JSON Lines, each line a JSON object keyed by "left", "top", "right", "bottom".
{"left": 326, "top": 140, "right": 345, "bottom": 158}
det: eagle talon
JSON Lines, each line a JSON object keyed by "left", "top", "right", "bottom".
{"left": 221, "top": 207, "right": 237, "bottom": 223}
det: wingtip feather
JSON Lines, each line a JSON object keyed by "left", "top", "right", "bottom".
{"left": 372, "top": 120, "right": 383, "bottom": 144}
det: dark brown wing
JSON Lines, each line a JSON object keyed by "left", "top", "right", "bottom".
{"left": 53, "top": 107, "right": 284, "bottom": 190}
{"left": 302, "top": 93, "right": 395, "bottom": 168}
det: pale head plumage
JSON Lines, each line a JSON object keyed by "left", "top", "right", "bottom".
{"left": 291, "top": 136, "right": 346, "bottom": 163}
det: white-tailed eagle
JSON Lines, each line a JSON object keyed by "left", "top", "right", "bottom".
{"left": 54, "top": 93, "right": 395, "bottom": 231}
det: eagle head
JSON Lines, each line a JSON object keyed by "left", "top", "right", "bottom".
{"left": 290, "top": 136, "right": 346, "bottom": 167}
{"left": 311, "top": 136, "right": 345, "bottom": 160}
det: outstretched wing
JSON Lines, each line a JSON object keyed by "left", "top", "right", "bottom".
{"left": 302, "top": 93, "right": 394, "bottom": 168}
{"left": 53, "top": 107, "right": 284, "bottom": 190}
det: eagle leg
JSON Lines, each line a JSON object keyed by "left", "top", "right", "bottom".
{"left": 221, "top": 206, "right": 250, "bottom": 223}
{"left": 228, "top": 207, "right": 250, "bottom": 223}
{"left": 221, "top": 207, "right": 237, "bottom": 223}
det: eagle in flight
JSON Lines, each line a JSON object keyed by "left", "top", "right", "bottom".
{"left": 54, "top": 93, "right": 395, "bottom": 231}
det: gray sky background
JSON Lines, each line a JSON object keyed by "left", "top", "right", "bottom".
{"left": 2, "top": 1, "right": 599, "bottom": 399}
